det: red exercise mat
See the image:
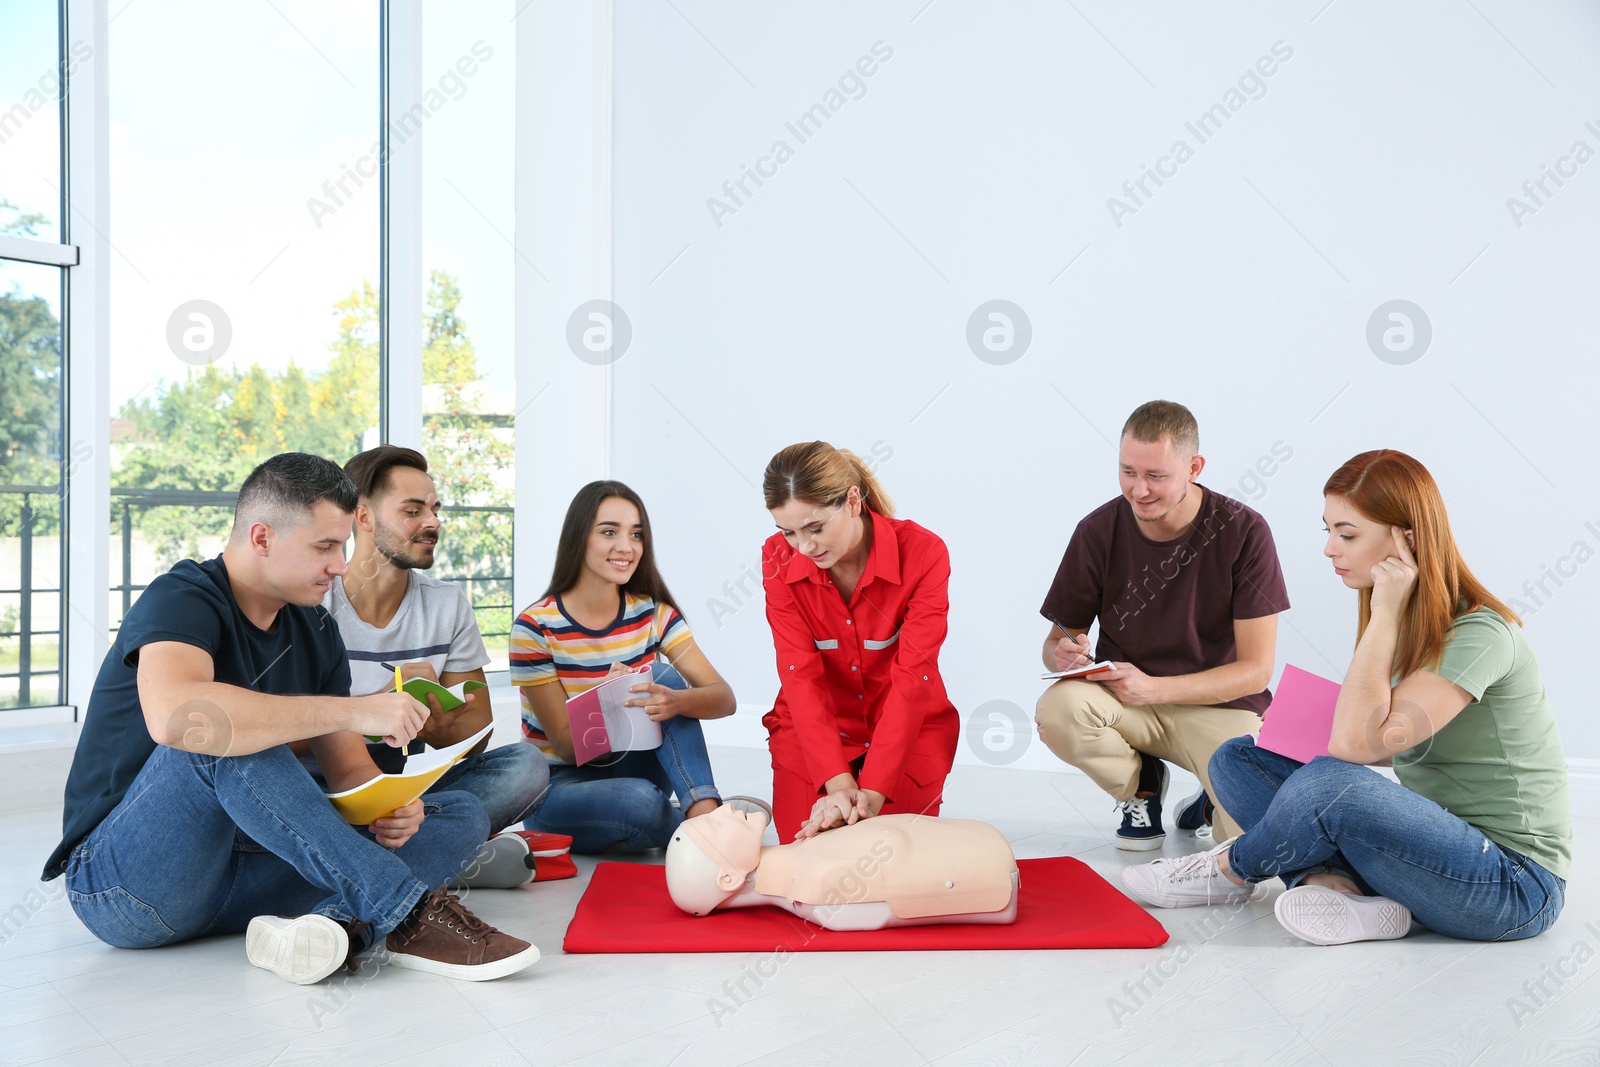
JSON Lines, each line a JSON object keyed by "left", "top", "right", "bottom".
{"left": 562, "top": 856, "right": 1168, "bottom": 953}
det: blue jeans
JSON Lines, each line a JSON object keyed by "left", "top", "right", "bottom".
{"left": 1211, "top": 736, "right": 1566, "bottom": 941}
{"left": 528, "top": 663, "right": 719, "bottom": 853}
{"left": 433, "top": 741, "right": 551, "bottom": 834}
{"left": 66, "top": 744, "right": 488, "bottom": 949}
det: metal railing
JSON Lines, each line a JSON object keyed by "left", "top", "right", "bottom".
{"left": 0, "top": 484, "right": 65, "bottom": 708}
{"left": 1, "top": 485, "right": 513, "bottom": 710}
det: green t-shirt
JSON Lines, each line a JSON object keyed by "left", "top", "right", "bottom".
{"left": 1393, "top": 608, "right": 1571, "bottom": 879}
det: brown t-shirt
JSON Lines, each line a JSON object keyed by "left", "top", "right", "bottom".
{"left": 1040, "top": 484, "right": 1289, "bottom": 714}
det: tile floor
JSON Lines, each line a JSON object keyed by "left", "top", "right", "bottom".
{"left": 1, "top": 739, "right": 1595, "bottom": 1067}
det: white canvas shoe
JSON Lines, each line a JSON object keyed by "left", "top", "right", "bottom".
{"left": 245, "top": 913, "right": 349, "bottom": 985}
{"left": 1274, "top": 885, "right": 1412, "bottom": 945}
{"left": 1120, "top": 837, "right": 1254, "bottom": 909}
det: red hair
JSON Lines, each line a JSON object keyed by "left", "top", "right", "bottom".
{"left": 1323, "top": 450, "right": 1518, "bottom": 678}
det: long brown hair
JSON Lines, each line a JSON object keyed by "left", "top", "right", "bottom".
{"left": 762, "top": 441, "right": 895, "bottom": 516}
{"left": 542, "top": 480, "right": 681, "bottom": 615}
{"left": 1323, "top": 449, "right": 1517, "bottom": 677}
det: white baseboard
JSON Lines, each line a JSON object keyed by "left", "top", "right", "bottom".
{"left": 0, "top": 712, "right": 80, "bottom": 756}
{"left": 1570, "top": 758, "right": 1600, "bottom": 821}
{"left": 16, "top": 693, "right": 1598, "bottom": 821}
{"left": 702, "top": 703, "right": 1600, "bottom": 821}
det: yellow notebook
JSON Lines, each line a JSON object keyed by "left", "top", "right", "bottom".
{"left": 326, "top": 722, "right": 494, "bottom": 825}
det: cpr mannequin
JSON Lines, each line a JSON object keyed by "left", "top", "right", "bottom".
{"left": 665, "top": 806, "right": 1020, "bottom": 931}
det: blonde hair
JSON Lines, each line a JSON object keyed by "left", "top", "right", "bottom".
{"left": 762, "top": 441, "right": 895, "bottom": 517}
{"left": 1121, "top": 400, "right": 1199, "bottom": 458}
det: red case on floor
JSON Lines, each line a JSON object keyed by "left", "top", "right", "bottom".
{"left": 509, "top": 830, "right": 577, "bottom": 881}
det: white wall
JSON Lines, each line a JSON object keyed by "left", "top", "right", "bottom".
{"left": 519, "top": 2, "right": 1600, "bottom": 783}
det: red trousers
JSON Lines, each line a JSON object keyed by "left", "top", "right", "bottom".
{"left": 768, "top": 747, "right": 954, "bottom": 845}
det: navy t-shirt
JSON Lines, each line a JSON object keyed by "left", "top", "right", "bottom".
{"left": 1040, "top": 485, "right": 1290, "bottom": 714}
{"left": 43, "top": 555, "right": 351, "bottom": 879}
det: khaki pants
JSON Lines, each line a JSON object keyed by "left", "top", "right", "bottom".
{"left": 1034, "top": 679, "right": 1260, "bottom": 842}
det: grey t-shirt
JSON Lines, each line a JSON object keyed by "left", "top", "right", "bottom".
{"left": 324, "top": 571, "right": 489, "bottom": 769}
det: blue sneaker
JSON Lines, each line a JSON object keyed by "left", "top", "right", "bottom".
{"left": 1175, "top": 789, "right": 1215, "bottom": 837}
{"left": 1115, "top": 759, "right": 1169, "bottom": 851}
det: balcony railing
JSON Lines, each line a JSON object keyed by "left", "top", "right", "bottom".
{"left": 0, "top": 484, "right": 64, "bottom": 708}
{"left": 1, "top": 485, "right": 513, "bottom": 710}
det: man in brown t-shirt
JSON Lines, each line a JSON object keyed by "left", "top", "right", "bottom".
{"left": 1035, "top": 401, "right": 1289, "bottom": 848}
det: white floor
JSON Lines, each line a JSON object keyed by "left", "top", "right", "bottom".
{"left": 1, "top": 741, "right": 1596, "bottom": 1067}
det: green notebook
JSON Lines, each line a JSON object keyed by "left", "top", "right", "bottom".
{"left": 365, "top": 678, "right": 488, "bottom": 742}
{"left": 398, "top": 676, "right": 487, "bottom": 710}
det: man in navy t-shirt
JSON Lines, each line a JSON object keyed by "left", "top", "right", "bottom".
{"left": 1034, "top": 402, "right": 1290, "bottom": 850}
{"left": 44, "top": 453, "right": 539, "bottom": 985}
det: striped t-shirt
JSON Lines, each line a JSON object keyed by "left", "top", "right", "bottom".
{"left": 509, "top": 592, "right": 692, "bottom": 762}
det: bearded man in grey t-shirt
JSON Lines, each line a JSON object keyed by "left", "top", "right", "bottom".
{"left": 325, "top": 446, "right": 550, "bottom": 888}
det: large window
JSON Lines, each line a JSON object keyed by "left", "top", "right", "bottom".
{"left": 106, "top": 3, "right": 380, "bottom": 632}
{"left": 0, "top": 2, "right": 67, "bottom": 709}
{"left": 1, "top": 4, "right": 519, "bottom": 707}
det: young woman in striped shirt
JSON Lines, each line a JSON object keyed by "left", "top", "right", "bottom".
{"left": 510, "top": 481, "right": 737, "bottom": 852}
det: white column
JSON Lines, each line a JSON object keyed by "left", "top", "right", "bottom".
{"left": 63, "top": 0, "right": 111, "bottom": 716}
{"left": 381, "top": 0, "right": 424, "bottom": 450}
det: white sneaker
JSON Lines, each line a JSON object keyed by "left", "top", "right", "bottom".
{"left": 1120, "top": 838, "right": 1254, "bottom": 909}
{"left": 1274, "top": 885, "right": 1412, "bottom": 945}
{"left": 245, "top": 914, "right": 349, "bottom": 985}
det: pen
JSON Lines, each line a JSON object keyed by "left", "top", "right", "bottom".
{"left": 361, "top": 665, "right": 408, "bottom": 746}
{"left": 1044, "top": 613, "right": 1094, "bottom": 668}
{"left": 1045, "top": 612, "right": 1088, "bottom": 648}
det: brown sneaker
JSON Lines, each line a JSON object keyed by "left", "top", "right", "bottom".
{"left": 385, "top": 887, "right": 540, "bottom": 981}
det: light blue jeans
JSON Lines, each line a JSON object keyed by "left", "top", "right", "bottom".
{"left": 65, "top": 744, "right": 487, "bottom": 950}
{"left": 528, "top": 663, "right": 720, "bottom": 853}
{"left": 1211, "top": 736, "right": 1566, "bottom": 941}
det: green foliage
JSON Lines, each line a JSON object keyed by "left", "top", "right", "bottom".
{"left": 112, "top": 285, "right": 383, "bottom": 565}
{"left": 418, "top": 270, "right": 515, "bottom": 649}
{"left": 0, "top": 200, "right": 65, "bottom": 541}
{"left": 0, "top": 286, "right": 61, "bottom": 486}
{"left": 0, "top": 199, "right": 64, "bottom": 491}
{"left": 111, "top": 271, "right": 512, "bottom": 585}
{"left": 1, "top": 255, "right": 515, "bottom": 669}
{"left": 0, "top": 199, "right": 48, "bottom": 238}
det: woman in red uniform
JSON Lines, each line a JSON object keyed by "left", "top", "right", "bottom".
{"left": 761, "top": 441, "right": 960, "bottom": 843}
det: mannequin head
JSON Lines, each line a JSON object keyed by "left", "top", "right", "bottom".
{"left": 664, "top": 804, "right": 769, "bottom": 916}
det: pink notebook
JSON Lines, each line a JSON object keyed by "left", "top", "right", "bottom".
{"left": 567, "top": 666, "right": 663, "bottom": 766}
{"left": 1256, "top": 665, "right": 1341, "bottom": 763}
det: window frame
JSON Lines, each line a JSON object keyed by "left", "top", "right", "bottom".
{"left": 0, "top": 0, "right": 103, "bottom": 719}
{"left": 2, "top": 1, "right": 464, "bottom": 716}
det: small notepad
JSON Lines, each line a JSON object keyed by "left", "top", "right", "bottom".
{"left": 568, "top": 666, "right": 664, "bottom": 766}
{"left": 1040, "top": 661, "right": 1116, "bottom": 681}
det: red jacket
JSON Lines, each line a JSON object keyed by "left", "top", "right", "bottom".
{"left": 761, "top": 510, "right": 960, "bottom": 800}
